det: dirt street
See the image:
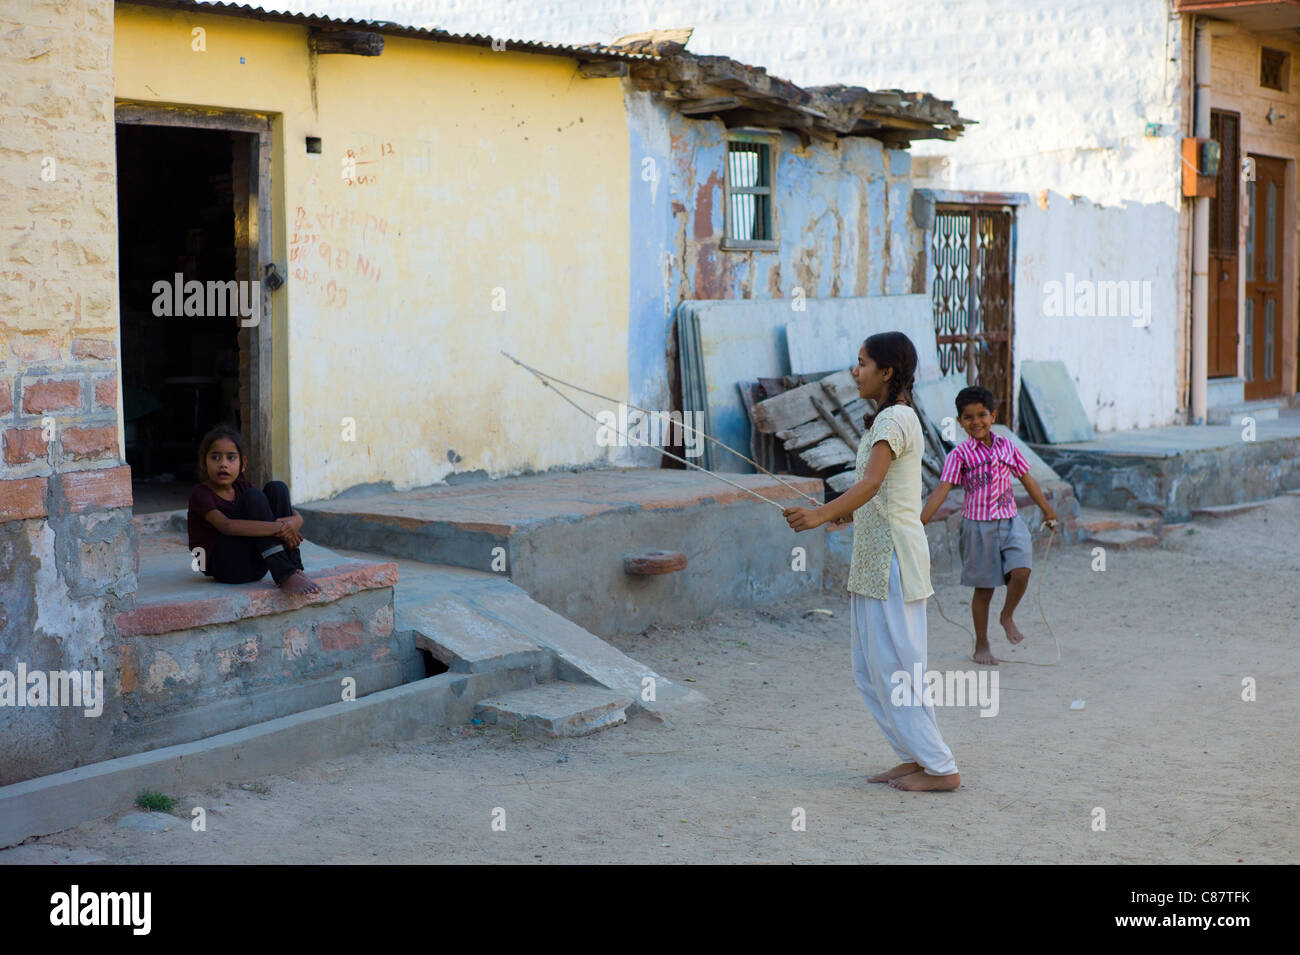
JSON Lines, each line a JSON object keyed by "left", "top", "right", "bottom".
{"left": 5, "top": 496, "right": 1297, "bottom": 864}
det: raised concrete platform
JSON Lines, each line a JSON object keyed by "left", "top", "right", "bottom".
{"left": 2, "top": 548, "right": 711, "bottom": 846}
{"left": 1033, "top": 408, "right": 1300, "bottom": 522}
{"left": 108, "top": 530, "right": 408, "bottom": 758}
{"left": 300, "top": 469, "right": 825, "bottom": 636}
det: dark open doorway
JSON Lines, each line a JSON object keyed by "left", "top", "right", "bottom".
{"left": 115, "top": 107, "right": 273, "bottom": 513}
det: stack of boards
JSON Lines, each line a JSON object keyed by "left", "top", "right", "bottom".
{"left": 676, "top": 294, "right": 941, "bottom": 473}
{"left": 750, "top": 369, "right": 963, "bottom": 497}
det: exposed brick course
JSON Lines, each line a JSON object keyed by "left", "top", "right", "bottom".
{"left": 22, "top": 378, "right": 82, "bottom": 414}
{"left": 61, "top": 424, "right": 117, "bottom": 460}
{"left": 58, "top": 464, "right": 132, "bottom": 512}
{"left": 2, "top": 427, "right": 50, "bottom": 465}
{"left": 0, "top": 477, "right": 47, "bottom": 521}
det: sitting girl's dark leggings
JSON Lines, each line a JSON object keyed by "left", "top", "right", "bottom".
{"left": 209, "top": 481, "right": 304, "bottom": 586}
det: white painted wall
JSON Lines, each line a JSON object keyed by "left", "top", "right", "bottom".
{"left": 288, "top": 0, "right": 1191, "bottom": 432}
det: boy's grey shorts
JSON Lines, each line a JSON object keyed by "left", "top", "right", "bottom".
{"left": 960, "top": 516, "right": 1033, "bottom": 588}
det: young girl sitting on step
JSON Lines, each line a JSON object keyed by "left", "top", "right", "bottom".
{"left": 187, "top": 426, "right": 320, "bottom": 595}
{"left": 783, "top": 331, "right": 960, "bottom": 792}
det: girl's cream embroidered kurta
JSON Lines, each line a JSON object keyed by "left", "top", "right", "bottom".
{"left": 846, "top": 404, "right": 934, "bottom": 602}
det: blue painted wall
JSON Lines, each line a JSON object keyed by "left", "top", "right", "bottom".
{"left": 623, "top": 87, "right": 926, "bottom": 461}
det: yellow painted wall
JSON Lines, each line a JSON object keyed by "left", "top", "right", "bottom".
{"left": 114, "top": 5, "right": 630, "bottom": 500}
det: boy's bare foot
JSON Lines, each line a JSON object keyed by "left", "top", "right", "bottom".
{"left": 889, "top": 771, "right": 961, "bottom": 792}
{"left": 280, "top": 571, "right": 320, "bottom": 595}
{"left": 973, "top": 643, "right": 998, "bottom": 666}
{"left": 867, "top": 761, "right": 920, "bottom": 783}
{"left": 1001, "top": 614, "right": 1026, "bottom": 645}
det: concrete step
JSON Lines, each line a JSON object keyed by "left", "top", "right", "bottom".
{"left": 1190, "top": 501, "right": 1267, "bottom": 519}
{"left": 361, "top": 553, "right": 709, "bottom": 717}
{"left": 107, "top": 537, "right": 407, "bottom": 757}
{"left": 1206, "top": 376, "right": 1245, "bottom": 408}
{"left": 1080, "top": 527, "right": 1160, "bottom": 550}
{"left": 474, "top": 682, "right": 633, "bottom": 738}
{"left": 1206, "top": 400, "right": 1281, "bottom": 426}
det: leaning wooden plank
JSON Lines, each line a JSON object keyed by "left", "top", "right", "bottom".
{"left": 821, "top": 381, "right": 863, "bottom": 438}
{"left": 778, "top": 397, "right": 872, "bottom": 451}
{"left": 811, "top": 396, "right": 862, "bottom": 452}
{"left": 798, "top": 437, "right": 855, "bottom": 471}
{"left": 826, "top": 470, "right": 857, "bottom": 494}
{"left": 752, "top": 369, "right": 858, "bottom": 433}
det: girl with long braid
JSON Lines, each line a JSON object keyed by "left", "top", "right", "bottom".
{"left": 784, "top": 331, "right": 960, "bottom": 792}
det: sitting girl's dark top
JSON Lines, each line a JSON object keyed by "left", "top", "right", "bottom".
{"left": 187, "top": 479, "right": 252, "bottom": 565}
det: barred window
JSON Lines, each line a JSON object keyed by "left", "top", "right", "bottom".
{"left": 1260, "top": 47, "right": 1289, "bottom": 92}
{"left": 724, "top": 136, "right": 776, "bottom": 249}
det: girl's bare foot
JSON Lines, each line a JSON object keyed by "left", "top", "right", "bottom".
{"left": 1000, "top": 614, "right": 1026, "bottom": 645}
{"left": 889, "top": 771, "right": 961, "bottom": 792}
{"left": 280, "top": 571, "right": 320, "bottom": 595}
{"left": 973, "top": 643, "right": 998, "bottom": 666}
{"left": 867, "top": 761, "right": 920, "bottom": 783}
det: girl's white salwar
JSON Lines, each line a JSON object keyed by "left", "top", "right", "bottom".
{"left": 850, "top": 545, "right": 958, "bottom": 776}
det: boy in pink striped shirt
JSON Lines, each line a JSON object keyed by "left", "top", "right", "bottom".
{"left": 921, "top": 387, "right": 1058, "bottom": 665}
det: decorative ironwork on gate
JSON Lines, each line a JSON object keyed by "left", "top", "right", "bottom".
{"left": 931, "top": 205, "right": 1015, "bottom": 420}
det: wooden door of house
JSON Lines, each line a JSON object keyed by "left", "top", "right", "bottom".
{"left": 1209, "top": 110, "right": 1239, "bottom": 378}
{"left": 1244, "top": 154, "right": 1286, "bottom": 399}
{"left": 931, "top": 204, "right": 1014, "bottom": 421}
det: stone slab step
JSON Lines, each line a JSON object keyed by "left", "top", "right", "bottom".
{"left": 400, "top": 594, "right": 550, "bottom": 674}
{"left": 475, "top": 588, "right": 708, "bottom": 714}
{"left": 333, "top": 552, "right": 709, "bottom": 717}
{"left": 473, "top": 682, "right": 633, "bottom": 738}
{"left": 1190, "top": 501, "right": 1267, "bottom": 519}
{"left": 1081, "top": 528, "right": 1160, "bottom": 550}
{"left": 1206, "top": 400, "right": 1281, "bottom": 426}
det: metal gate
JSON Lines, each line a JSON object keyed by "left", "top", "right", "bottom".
{"left": 930, "top": 204, "right": 1015, "bottom": 420}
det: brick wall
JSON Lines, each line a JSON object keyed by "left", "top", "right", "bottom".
{"left": 0, "top": 0, "right": 125, "bottom": 499}
{"left": 0, "top": 0, "right": 139, "bottom": 785}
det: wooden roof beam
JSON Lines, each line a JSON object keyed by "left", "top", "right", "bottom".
{"left": 309, "top": 29, "right": 384, "bottom": 55}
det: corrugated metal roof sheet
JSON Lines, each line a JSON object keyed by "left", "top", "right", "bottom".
{"left": 120, "top": 0, "right": 659, "bottom": 61}
{"left": 118, "top": 1, "right": 969, "bottom": 142}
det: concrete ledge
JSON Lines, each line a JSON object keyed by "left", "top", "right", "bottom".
{"left": 0, "top": 666, "right": 537, "bottom": 848}
{"left": 1034, "top": 411, "right": 1300, "bottom": 521}
{"left": 116, "top": 558, "right": 398, "bottom": 637}
{"left": 302, "top": 470, "right": 825, "bottom": 636}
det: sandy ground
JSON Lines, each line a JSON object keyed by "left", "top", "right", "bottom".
{"left": 5, "top": 496, "right": 1298, "bottom": 865}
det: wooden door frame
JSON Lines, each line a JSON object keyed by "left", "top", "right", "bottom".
{"left": 114, "top": 103, "right": 276, "bottom": 486}
{"left": 1209, "top": 108, "right": 1240, "bottom": 380}
{"left": 1243, "top": 151, "right": 1289, "bottom": 400}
